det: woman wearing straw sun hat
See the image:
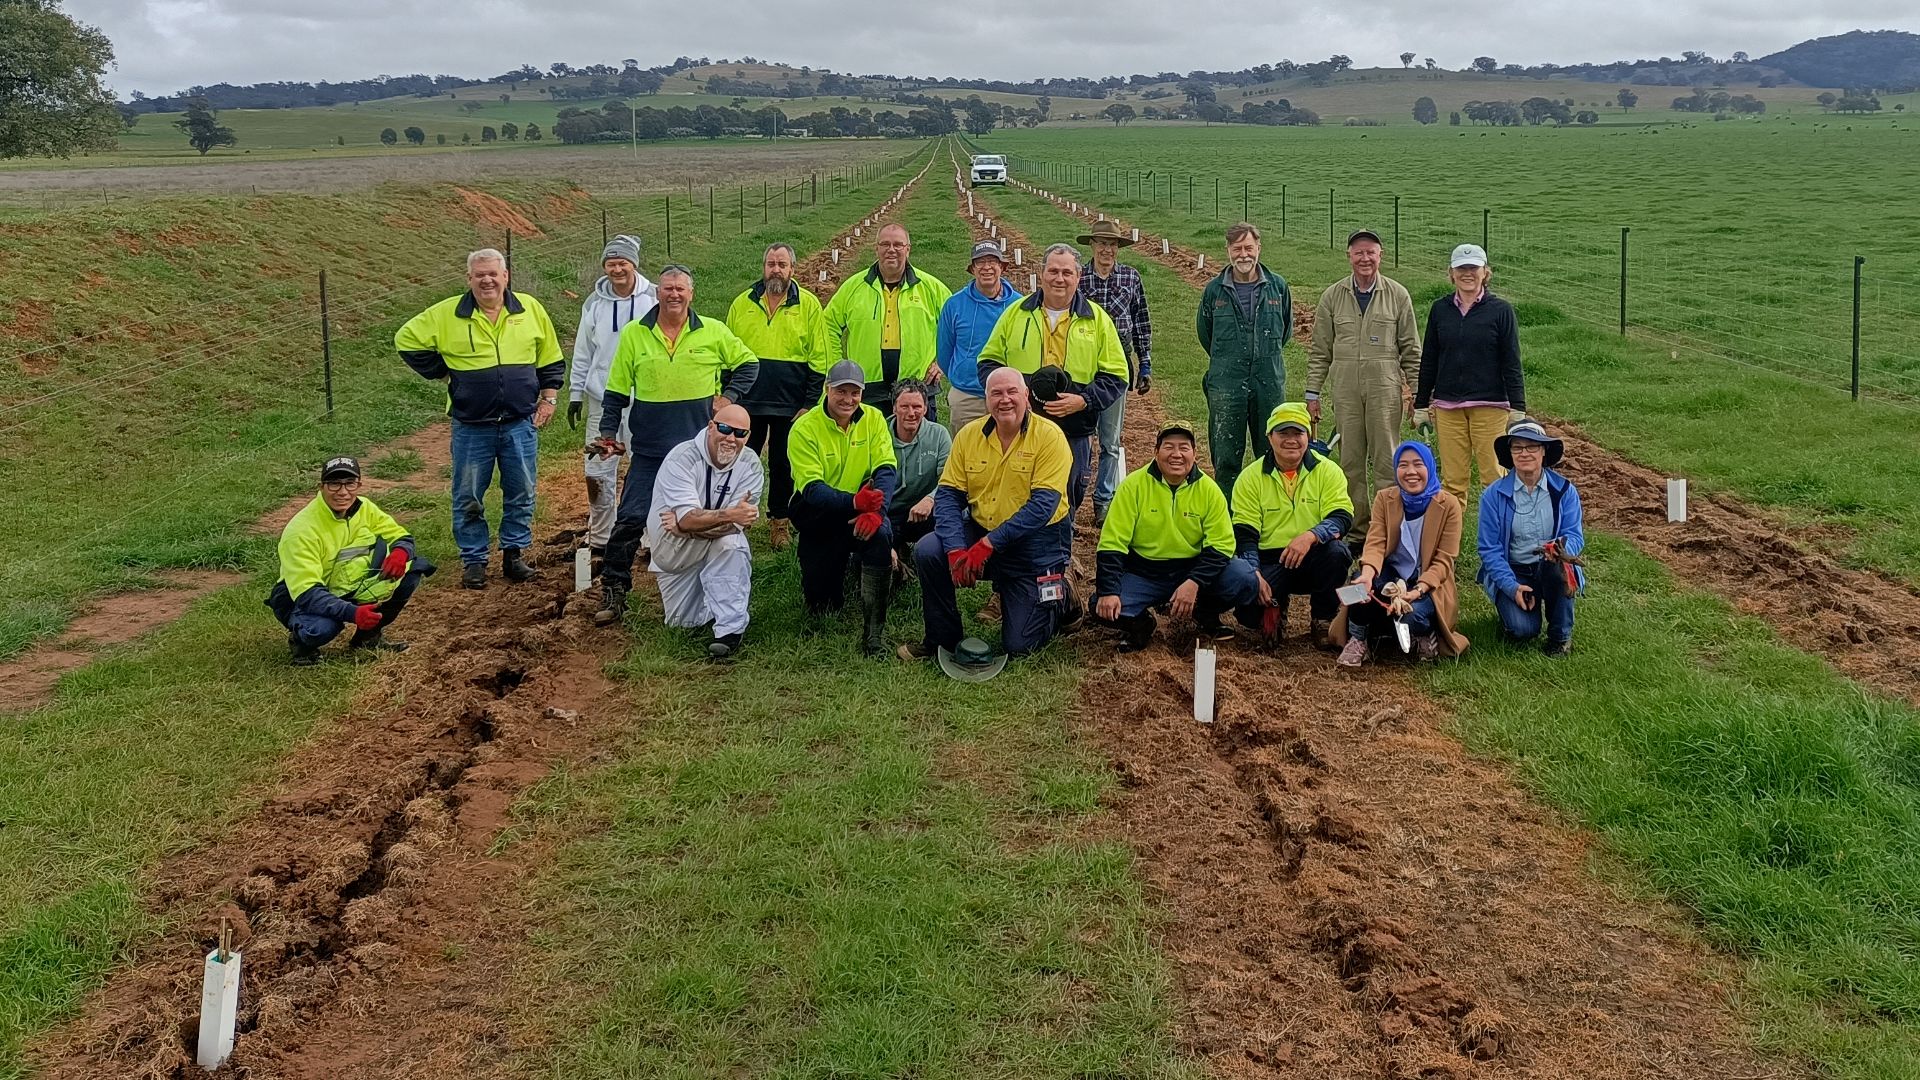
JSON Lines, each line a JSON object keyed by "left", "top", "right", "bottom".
{"left": 1411, "top": 243, "right": 1526, "bottom": 505}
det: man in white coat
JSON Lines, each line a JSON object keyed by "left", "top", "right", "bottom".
{"left": 643, "top": 402, "right": 763, "bottom": 659}
{"left": 567, "top": 234, "right": 657, "bottom": 567}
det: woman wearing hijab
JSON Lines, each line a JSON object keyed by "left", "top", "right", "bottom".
{"left": 1333, "top": 440, "right": 1470, "bottom": 666}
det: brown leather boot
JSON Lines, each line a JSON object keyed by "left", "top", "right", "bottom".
{"left": 768, "top": 519, "right": 790, "bottom": 551}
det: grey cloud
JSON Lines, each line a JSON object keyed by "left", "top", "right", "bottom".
{"left": 64, "top": 0, "right": 1898, "bottom": 97}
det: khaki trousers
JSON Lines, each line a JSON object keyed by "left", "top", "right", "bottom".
{"left": 1433, "top": 405, "right": 1507, "bottom": 505}
{"left": 947, "top": 388, "right": 988, "bottom": 430}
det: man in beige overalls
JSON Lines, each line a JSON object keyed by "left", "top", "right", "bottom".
{"left": 1304, "top": 229, "right": 1422, "bottom": 534}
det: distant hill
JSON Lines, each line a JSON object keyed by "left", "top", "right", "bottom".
{"left": 1759, "top": 30, "right": 1920, "bottom": 91}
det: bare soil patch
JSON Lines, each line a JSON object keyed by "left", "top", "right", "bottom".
{"left": 450, "top": 188, "right": 543, "bottom": 238}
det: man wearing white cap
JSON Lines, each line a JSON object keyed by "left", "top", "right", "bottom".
{"left": 567, "top": 235, "right": 657, "bottom": 568}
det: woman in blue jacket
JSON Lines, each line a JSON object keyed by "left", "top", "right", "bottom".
{"left": 1476, "top": 419, "right": 1584, "bottom": 657}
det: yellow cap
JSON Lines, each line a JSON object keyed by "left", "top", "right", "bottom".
{"left": 1265, "top": 402, "right": 1312, "bottom": 433}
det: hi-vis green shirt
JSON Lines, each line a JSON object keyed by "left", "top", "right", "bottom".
{"left": 725, "top": 281, "right": 829, "bottom": 414}
{"left": 976, "top": 294, "right": 1129, "bottom": 439}
{"left": 1095, "top": 464, "right": 1234, "bottom": 595}
{"left": 822, "top": 264, "right": 951, "bottom": 383}
{"left": 789, "top": 402, "right": 898, "bottom": 495}
{"left": 395, "top": 291, "right": 564, "bottom": 423}
{"left": 277, "top": 494, "right": 413, "bottom": 614}
{"left": 1231, "top": 450, "right": 1355, "bottom": 553}
{"left": 599, "top": 310, "right": 761, "bottom": 457}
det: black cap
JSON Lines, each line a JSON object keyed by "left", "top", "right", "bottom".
{"left": 320, "top": 456, "right": 361, "bottom": 482}
{"left": 1347, "top": 229, "right": 1383, "bottom": 248}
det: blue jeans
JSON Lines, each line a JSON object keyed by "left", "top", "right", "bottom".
{"left": 914, "top": 524, "right": 1065, "bottom": 656}
{"left": 268, "top": 571, "right": 423, "bottom": 648}
{"left": 451, "top": 419, "right": 539, "bottom": 565}
{"left": 1053, "top": 434, "right": 1094, "bottom": 554}
{"left": 1345, "top": 581, "right": 1438, "bottom": 642}
{"left": 1093, "top": 394, "right": 1125, "bottom": 512}
{"left": 1102, "top": 559, "right": 1261, "bottom": 619}
{"left": 1489, "top": 560, "right": 1575, "bottom": 645}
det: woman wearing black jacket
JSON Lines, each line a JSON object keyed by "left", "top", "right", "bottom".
{"left": 1411, "top": 243, "right": 1526, "bottom": 503}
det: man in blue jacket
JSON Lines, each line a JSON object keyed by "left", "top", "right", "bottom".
{"left": 1476, "top": 419, "right": 1584, "bottom": 657}
{"left": 936, "top": 240, "right": 1023, "bottom": 430}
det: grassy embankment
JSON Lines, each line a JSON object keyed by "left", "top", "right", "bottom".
{"left": 977, "top": 124, "right": 1920, "bottom": 584}
{"left": 980, "top": 177, "right": 1920, "bottom": 1078}
{"left": 0, "top": 148, "right": 931, "bottom": 1076}
{"left": 499, "top": 151, "right": 1202, "bottom": 1077}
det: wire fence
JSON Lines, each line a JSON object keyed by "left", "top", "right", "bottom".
{"left": 997, "top": 151, "right": 1920, "bottom": 410}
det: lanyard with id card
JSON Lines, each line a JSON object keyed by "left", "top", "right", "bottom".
{"left": 1036, "top": 572, "right": 1066, "bottom": 604}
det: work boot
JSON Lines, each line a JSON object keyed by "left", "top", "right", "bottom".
{"left": 1093, "top": 502, "right": 1109, "bottom": 528}
{"left": 589, "top": 545, "right": 607, "bottom": 577}
{"left": 349, "top": 629, "right": 409, "bottom": 657}
{"left": 502, "top": 547, "right": 536, "bottom": 583}
{"left": 768, "top": 519, "right": 791, "bottom": 551}
{"left": 461, "top": 561, "right": 487, "bottom": 590}
{"left": 1542, "top": 637, "right": 1573, "bottom": 658}
{"left": 896, "top": 641, "right": 932, "bottom": 663}
{"left": 709, "top": 631, "right": 743, "bottom": 661}
{"left": 289, "top": 636, "right": 321, "bottom": 666}
{"left": 1310, "top": 619, "right": 1337, "bottom": 651}
{"left": 1194, "top": 612, "right": 1235, "bottom": 642}
{"left": 1117, "top": 612, "right": 1156, "bottom": 653}
{"left": 858, "top": 564, "right": 891, "bottom": 657}
{"left": 977, "top": 592, "right": 1002, "bottom": 623}
{"left": 593, "top": 584, "right": 628, "bottom": 627}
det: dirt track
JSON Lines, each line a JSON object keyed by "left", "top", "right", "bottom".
{"left": 28, "top": 154, "right": 941, "bottom": 1079}
{"left": 1004, "top": 181, "right": 1920, "bottom": 709}
{"left": 964, "top": 180, "right": 1795, "bottom": 1078}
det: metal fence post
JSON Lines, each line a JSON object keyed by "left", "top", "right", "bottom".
{"left": 601, "top": 208, "right": 608, "bottom": 249}
{"left": 762, "top": 181, "right": 768, "bottom": 224}
{"left": 1214, "top": 177, "right": 1219, "bottom": 218}
{"left": 1482, "top": 208, "right": 1489, "bottom": 255}
{"left": 739, "top": 186, "right": 745, "bottom": 235}
{"left": 1619, "top": 227, "right": 1630, "bottom": 335}
{"left": 1393, "top": 196, "right": 1400, "bottom": 268}
{"left": 319, "top": 269, "right": 333, "bottom": 418}
{"left": 505, "top": 229, "right": 512, "bottom": 275}
{"left": 1280, "top": 185, "right": 1287, "bottom": 235}
{"left": 664, "top": 195, "right": 672, "bottom": 257}
{"left": 1853, "top": 255, "right": 1865, "bottom": 401}
{"left": 1328, "top": 188, "right": 1335, "bottom": 249}
{"left": 709, "top": 186, "right": 715, "bottom": 236}
{"left": 1243, "top": 179, "right": 1249, "bottom": 223}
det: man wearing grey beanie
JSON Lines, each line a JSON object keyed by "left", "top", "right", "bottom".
{"left": 568, "top": 234, "right": 657, "bottom": 568}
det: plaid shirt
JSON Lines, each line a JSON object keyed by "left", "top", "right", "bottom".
{"left": 1078, "top": 261, "right": 1153, "bottom": 381}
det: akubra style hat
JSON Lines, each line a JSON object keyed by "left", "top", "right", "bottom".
{"left": 937, "top": 637, "right": 1009, "bottom": 682}
{"left": 1494, "top": 417, "right": 1564, "bottom": 470}
{"left": 1076, "top": 219, "right": 1135, "bottom": 247}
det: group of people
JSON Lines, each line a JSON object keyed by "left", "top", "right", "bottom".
{"left": 266, "top": 216, "right": 1585, "bottom": 671}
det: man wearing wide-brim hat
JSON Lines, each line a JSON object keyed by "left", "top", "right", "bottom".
{"left": 1075, "top": 219, "right": 1155, "bottom": 528}
{"left": 1474, "top": 418, "right": 1584, "bottom": 657}
{"left": 936, "top": 239, "right": 1024, "bottom": 430}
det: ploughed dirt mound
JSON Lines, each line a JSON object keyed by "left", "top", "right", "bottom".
{"left": 449, "top": 188, "right": 543, "bottom": 239}
{"left": 1554, "top": 423, "right": 1920, "bottom": 707}
{"left": 963, "top": 178, "right": 1792, "bottom": 1077}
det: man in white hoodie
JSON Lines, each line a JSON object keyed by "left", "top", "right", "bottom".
{"left": 644, "top": 403, "right": 764, "bottom": 659}
{"left": 567, "top": 234, "right": 657, "bottom": 565}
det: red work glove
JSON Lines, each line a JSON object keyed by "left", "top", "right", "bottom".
{"left": 960, "top": 538, "right": 993, "bottom": 581}
{"left": 852, "top": 483, "right": 885, "bottom": 514}
{"left": 353, "top": 604, "right": 383, "bottom": 631}
{"left": 948, "top": 549, "right": 974, "bottom": 587}
{"left": 1261, "top": 605, "right": 1282, "bottom": 639}
{"left": 1540, "top": 539, "right": 1562, "bottom": 562}
{"left": 852, "top": 510, "right": 884, "bottom": 540}
{"left": 379, "top": 548, "right": 410, "bottom": 579}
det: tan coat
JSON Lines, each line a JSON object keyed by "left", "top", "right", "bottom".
{"left": 1330, "top": 487, "right": 1470, "bottom": 656}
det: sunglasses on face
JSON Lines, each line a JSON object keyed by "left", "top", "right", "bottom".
{"left": 712, "top": 422, "right": 750, "bottom": 438}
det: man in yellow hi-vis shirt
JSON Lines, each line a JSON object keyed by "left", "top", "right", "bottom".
{"left": 822, "top": 223, "right": 951, "bottom": 418}
{"left": 1091, "top": 422, "right": 1258, "bottom": 652}
{"left": 395, "top": 248, "right": 563, "bottom": 590}
{"left": 787, "top": 361, "right": 900, "bottom": 655}
{"left": 726, "top": 242, "right": 828, "bottom": 551}
{"left": 590, "top": 265, "right": 759, "bottom": 625}
{"left": 901, "top": 367, "right": 1074, "bottom": 662}
{"left": 1231, "top": 403, "right": 1356, "bottom": 648}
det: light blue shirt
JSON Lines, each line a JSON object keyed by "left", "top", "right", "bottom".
{"left": 1508, "top": 479, "right": 1551, "bottom": 565}
{"left": 1387, "top": 514, "right": 1424, "bottom": 583}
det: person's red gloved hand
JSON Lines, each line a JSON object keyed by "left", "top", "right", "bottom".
{"left": 852, "top": 484, "right": 885, "bottom": 514}
{"left": 852, "top": 510, "right": 884, "bottom": 540}
{"left": 380, "top": 549, "right": 410, "bottom": 579}
{"left": 1261, "top": 605, "right": 1282, "bottom": 639}
{"left": 948, "top": 549, "right": 974, "bottom": 587}
{"left": 353, "top": 604, "right": 383, "bottom": 631}
{"left": 960, "top": 538, "right": 993, "bottom": 581}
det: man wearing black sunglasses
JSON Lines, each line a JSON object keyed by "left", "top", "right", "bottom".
{"left": 606, "top": 403, "right": 763, "bottom": 659}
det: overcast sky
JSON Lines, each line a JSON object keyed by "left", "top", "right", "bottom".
{"left": 65, "top": 0, "right": 1911, "bottom": 97}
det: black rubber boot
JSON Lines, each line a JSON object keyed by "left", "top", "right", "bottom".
{"left": 502, "top": 547, "right": 536, "bottom": 582}
{"left": 289, "top": 636, "right": 321, "bottom": 666}
{"left": 593, "top": 584, "right": 628, "bottom": 627}
{"left": 349, "top": 629, "right": 408, "bottom": 655}
{"left": 858, "top": 564, "right": 891, "bottom": 657}
{"left": 1117, "top": 611, "right": 1156, "bottom": 653}
{"left": 710, "top": 631, "right": 743, "bottom": 661}
{"left": 461, "top": 562, "right": 487, "bottom": 590}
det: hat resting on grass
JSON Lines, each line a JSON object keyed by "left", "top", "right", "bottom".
{"left": 938, "top": 637, "right": 1008, "bottom": 682}
{"left": 1494, "top": 418, "right": 1564, "bottom": 470}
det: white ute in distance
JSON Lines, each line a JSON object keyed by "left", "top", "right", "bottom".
{"left": 969, "top": 154, "right": 1008, "bottom": 187}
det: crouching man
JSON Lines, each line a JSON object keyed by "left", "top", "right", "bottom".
{"left": 267, "top": 456, "right": 433, "bottom": 665}
{"left": 1092, "top": 422, "right": 1258, "bottom": 651}
{"left": 632, "top": 403, "right": 763, "bottom": 660}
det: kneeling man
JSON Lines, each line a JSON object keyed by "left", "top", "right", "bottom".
{"left": 625, "top": 403, "right": 763, "bottom": 660}
{"left": 1093, "top": 422, "right": 1258, "bottom": 651}
{"left": 268, "top": 456, "right": 432, "bottom": 665}
{"left": 788, "top": 361, "right": 900, "bottom": 654}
